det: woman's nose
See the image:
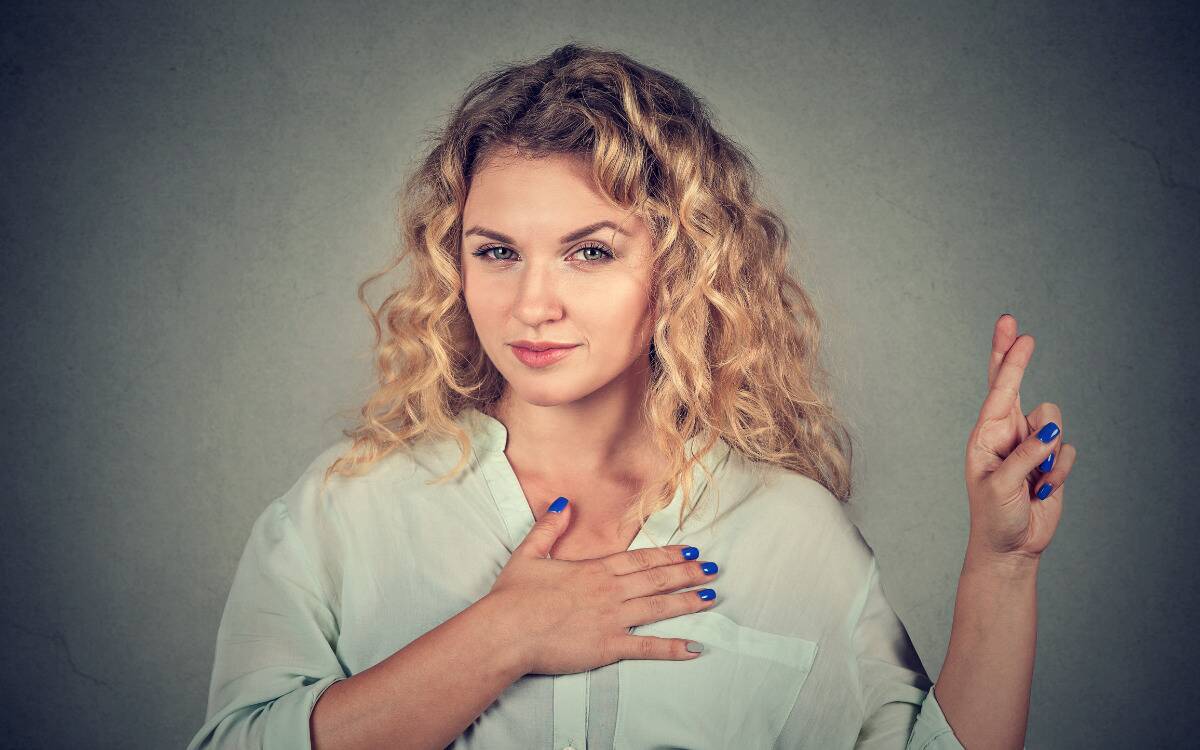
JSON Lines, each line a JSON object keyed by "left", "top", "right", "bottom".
{"left": 511, "top": 267, "right": 565, "bottom": 321}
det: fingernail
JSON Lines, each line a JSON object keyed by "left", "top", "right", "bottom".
{"left": 547, "top": 497, "right": 568, "bottom": 513}
{"left": 1036, "top": 482, "right": 1054, "bottom": 500}
{"left": 697, "top": 588, "right": 716, "bottom": 601}
{"left": 1036, "top": 422, "right": 1060, "bottom": 443}
{"left": 1038, "top": 451, "right": 1055, "bottom": 473}
{"left": 681, "top": 546, "right": 700, "bottom": 560}
{"left": 686, "top": 641, "right": 705, "bottom": 653}
{"left": 700, "top": 562, "right": 718, "bottom": 575}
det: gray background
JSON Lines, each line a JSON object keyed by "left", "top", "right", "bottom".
{"left": 3, "top": 1, "right": 1196, "bottom": 747}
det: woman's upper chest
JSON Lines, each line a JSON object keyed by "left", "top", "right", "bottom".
{"left": 512, "top": 469, "right": 650, "bottom": 561}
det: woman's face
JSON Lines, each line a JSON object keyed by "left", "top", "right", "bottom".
{"left": 460, "top": 150, "right": 657, "bottom": 408}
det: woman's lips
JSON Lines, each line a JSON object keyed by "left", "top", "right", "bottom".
{"left": 510, "top": 344, "right": 578, "bottom": 368}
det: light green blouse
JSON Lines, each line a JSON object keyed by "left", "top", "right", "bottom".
{"left": 189, "top": 406, "right": 967, "bottom": 749}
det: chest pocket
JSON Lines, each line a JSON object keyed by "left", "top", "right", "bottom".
{"left": 613, "top": 609, "right": 819, "bottom": 749}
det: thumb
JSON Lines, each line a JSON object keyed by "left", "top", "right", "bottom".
{"left": 514, "top": 496, "right": 572, "bottom": 559}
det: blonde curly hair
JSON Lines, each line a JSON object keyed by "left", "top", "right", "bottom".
{"left": 322, "top": 42, "right": 856, "bottom": 535}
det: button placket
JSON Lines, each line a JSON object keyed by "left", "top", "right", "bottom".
{"left": 552, "top": 670, "right": 588, "bottom": 750}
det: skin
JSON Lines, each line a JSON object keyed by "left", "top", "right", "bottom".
{"left": 459, "top": 147, "right": 666, "bottom": 557}
{"left": 934, "top": 314, "right": 1078, "bottom": 749}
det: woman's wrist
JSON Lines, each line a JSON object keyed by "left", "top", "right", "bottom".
{"left": 962, "top": 537, "right": 1042, "bottom": 581}
{"left": 472, "top": 591, "right": 532, "bottom": 682}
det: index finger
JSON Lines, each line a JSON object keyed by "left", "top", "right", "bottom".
{"left": 978, "top": 334, "right": 1035, "bottom": 425}
{"left": 602, "top": 545, "right": 700, "bottom": 576}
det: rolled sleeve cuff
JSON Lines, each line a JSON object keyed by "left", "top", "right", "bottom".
{"left": 908, "top": 684, "right": 964, "bottom": 750}
{"left": 908, "top": 684, "right": 1029, "bottom": 750}
{"left": 272, "top": 674, "right": 349, "bottom": 749}
{"left": 189, "top": 674, "right": 350, "bottom": 750}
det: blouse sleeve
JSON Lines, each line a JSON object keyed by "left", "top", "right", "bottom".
{"left": 186, "top": 499, "right": 349, "bottom": 750}
{"left": 851, "top": 555, "right": 966, "bottom": 750}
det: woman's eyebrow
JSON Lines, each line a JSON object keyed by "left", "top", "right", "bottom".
{"left": 463, "top": 220, "right": 631, "bottom": 245}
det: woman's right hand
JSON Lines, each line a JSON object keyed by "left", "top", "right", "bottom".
{"left": 485, "top": 497, "right": 720, "bottom": 677}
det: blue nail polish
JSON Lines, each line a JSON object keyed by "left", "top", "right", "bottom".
{"left": 681, "top": 546, "right": 700, "bottom": 560}
{"left": 547, "top": 496, "right": 568, "bottom": 513}
{"left": 1038, "top": 451, "right": 1055, "bottom": 473}
{"left": 700, "top": 562, "right": 718, "bottom": 575}
{"left": 1036, "top": 422, "right": 1060, "bottom": 443}
{"left": 697, "top": 588, "right": 716, "bottom": 601}
{"left": 1036, "top": 482, "right": 1053, "bottom": 500}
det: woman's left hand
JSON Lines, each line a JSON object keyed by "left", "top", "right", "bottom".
{"left": 963, "top": 314, "right": 1079, "bottom": 562}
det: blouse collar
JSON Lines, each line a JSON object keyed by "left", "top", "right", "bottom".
{"left": 459, "top": 405, "right": 733, "bottom": 550}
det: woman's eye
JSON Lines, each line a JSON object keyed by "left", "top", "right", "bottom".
{"left": 573, "top": 243, "right": 614, "bottom": 262}
{"left": 473, "top": 245, "right": 515, "bottom": 261}
{"left": 470, "top": 244, "right": 614, "bottom": 263}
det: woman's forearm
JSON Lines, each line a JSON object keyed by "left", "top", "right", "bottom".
{"left": 310, "top": 592, "right": 527, "bottom": 750}
{"left": 933, "top": 546, "right": 1040, "bottom": 750}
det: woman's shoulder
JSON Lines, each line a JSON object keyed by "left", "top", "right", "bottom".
{"left": 731, "top": 456, "right": 849, "bottom": 522}
{"left": 729, "top": 455, "right": 876, "bottom": 569}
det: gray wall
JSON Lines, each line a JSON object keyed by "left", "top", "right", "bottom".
{"left": 3, "top": 1, "right": 1195, "bottom": 747}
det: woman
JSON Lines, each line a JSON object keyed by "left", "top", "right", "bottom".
{"left": 189, "top": 44, "right": 1075, "bottom": 750}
